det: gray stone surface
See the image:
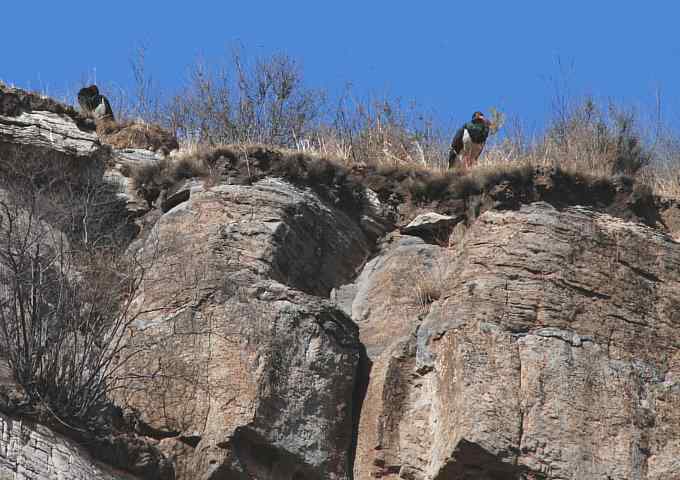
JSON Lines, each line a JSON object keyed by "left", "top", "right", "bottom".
{"left": 105, "top": 148, "right": 168, "bottom": 216}
{"left": 0, "top": 85, "right": 106, "bottom": 186}
{"left": 352, "top": 202, "right": 680, "bottom": 480}
{"left": 0, "top": 412, "right": 137, "bottom": 480}
{"left": 118, "top": 178, "right": 369, "bottom": 479}
{"left": 334, "top": 234, "right": 447, "bottom": 359}
{"left": 113, "top": 148, "right": 165, "bottom": 169}
{"left": 402, "top": 212, "right": 459, "bottom": 238}
{"left": 0, "top": 110, "right": 101, "bottom": 159}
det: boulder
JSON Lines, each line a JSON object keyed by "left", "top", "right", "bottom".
{"left": 118, "top": 178, "right": 373, "bottom": 479}
{"left": 401, "top": 212, "right": 461, "bottom": 243}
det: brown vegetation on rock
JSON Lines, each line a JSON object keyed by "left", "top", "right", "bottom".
{"left": 0, "top": 82, "right": 84, "bottom": 120}
{"left": 97, "top": 120, "right": 179, "bottom": 155}
{"left": 129, "top": 144, "right": 675, "bottom": 238}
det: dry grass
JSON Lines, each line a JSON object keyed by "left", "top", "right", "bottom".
{"left": 128, "top": 154, "right": 211, "bottom": 192}
{"left": 294, "top": 96, "right": 449, "bottom": 171}
{"left": 96, "top": 119, "right": 179, "bottom": 154}
{"left": 448, "top": 100, "right": 649, "bottom": 180}
{"left": 113, "top": 49, "right": 680, "bottom": 200}
{"left": 131, "top": 142, "right": 632, "bottom": 223}
{"left": 413, "top": 269, "right": 444, "bottom": 310}
{"left": 639, "top": 166, "right": 680, "bottom": 200}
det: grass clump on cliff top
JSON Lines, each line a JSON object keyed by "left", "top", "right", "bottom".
{"left": 99, "top": 48, "right": 680, "bottom": 203}
{"left": 96, "top": 119, "right": 179, "bottom": 155}
{"left": 134, "top": 143, "right": 645, "bottom": 228}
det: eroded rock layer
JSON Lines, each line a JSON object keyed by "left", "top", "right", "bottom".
{"left": 0, "top": 412, "right": 137, "bottom": 480}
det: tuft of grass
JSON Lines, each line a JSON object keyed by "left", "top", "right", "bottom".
{"left": 97, "top": 119, "right": 179, "bottom": 155}
{"left": 412, "top": 261, "right": 446, "bottom": 310}
{"left": 131, "top": 156, "right": 209, "bottom": 186}
{"left": 639, "top": 167, "right": 680, "bottom": 200}
{"left": 128, "top": 154, "right": 212, "bottom": 207}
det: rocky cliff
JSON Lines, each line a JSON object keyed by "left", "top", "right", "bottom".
{"left": 0, "top": 412, "right": 138, "bottom": 480}
{"left": 0, "top": 85, "right": 679, "bottom": 480}
{"left": 343, "top": 203, "right": 680, "bottom": 479}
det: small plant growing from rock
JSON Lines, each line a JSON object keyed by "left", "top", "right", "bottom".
{"left": 413, "top": 268, "right": 444, "bottom": 309}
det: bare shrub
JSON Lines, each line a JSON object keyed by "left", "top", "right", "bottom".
{"left": 306, "top": 93, "right": 449, "bottom": 170}
{"left": 0, "top": 149, "right": 132, "bottom": 248}
{"left": 481, "top": 98, "right": 652, "bottom": 179}
{"left": 0, "top": 186, "right": 155, "bottom": 429}
{"left": 129, "top": 44, "right": 163, "bottom": 122}
{"left": 546, "top": 98, "right": 651, "bottom": 175}
{"left": 108, "top": 48, "right": 453, "bottom": 171}
{"left": 0, "top": 151, "right": 174, "bottom": 431}
{"left": 165, "top": 50, "right": 324, "bottom": 148}
{"left": 635, "top": 129, "right": 680, "bottom": 199}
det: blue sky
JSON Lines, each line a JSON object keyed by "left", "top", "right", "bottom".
{"left": 3, "top": 1, "right": 680, "bottom": 133}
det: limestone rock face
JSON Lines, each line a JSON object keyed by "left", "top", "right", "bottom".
{"left": 120, "top": 179, "right": 371, "bottom": 479}
{"left": 349, "top": 202, "right": 680, "bottom": 480}
{"left": 333, "top": 234, "right": 449, "bottom": 479}
{"left": 0, "top": 84, "right": 106, "bottom": 181}
{"left": 0, "top": 412, "right": 138, "bottom": 480}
